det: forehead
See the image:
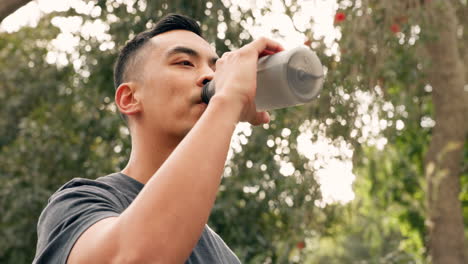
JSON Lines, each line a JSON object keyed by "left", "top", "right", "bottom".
{"left": 148, "top": 30, "right": 217, "bottom": 59}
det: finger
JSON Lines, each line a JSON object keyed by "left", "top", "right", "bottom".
{"left": 260, "top": 111, "right": 270, "bottom": 124}
{"left": 250, "top": 111, "right": 270, "bottom": 126}
{"left": 259, "top": 49, "right": 275, "bottom": 58}
{"left": 248, "top": 37, "right": 284, "bottom": 56}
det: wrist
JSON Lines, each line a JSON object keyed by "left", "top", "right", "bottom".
{"left": 208, "top": 93, "right": 244, "bottom": 123}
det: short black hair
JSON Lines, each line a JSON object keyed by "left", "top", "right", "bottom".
{"left": 113, "top": 13, "right": 202, "bottom": 122}
{"left": 114, "top": 13, "right": 202, "bottom": 89}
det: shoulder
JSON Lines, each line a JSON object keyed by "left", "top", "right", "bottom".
{"left": 33, "top": 173, "right": 131, "bottom": 264}
{"left": 47, "top": 173, "right": 139, "bottom": 206}
{"left": 37, "top": 173, "right": 127, "bottom": 234}
{"left": 52, "top": 173, "right": 121, "bottom": 196}
{"left": 37, "top": 172, "right": 142, "bottom": 237}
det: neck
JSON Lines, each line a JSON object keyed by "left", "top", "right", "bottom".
{"left": 121, "top": 125, "right": 182, "bottom": 185}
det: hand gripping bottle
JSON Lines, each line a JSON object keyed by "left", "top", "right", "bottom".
{"left": 201, "top": 46, "right": 324, "bottom": 111}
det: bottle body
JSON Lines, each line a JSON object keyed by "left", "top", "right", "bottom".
{"left": 201, "top": 46, "right": 324, "bottom": 111}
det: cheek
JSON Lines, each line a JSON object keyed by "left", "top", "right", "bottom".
{"left": 158, "top": 74, "right": 187, "bottom": 109}
{"left": 142, "top": 76, "right": 185, "bottom": 118}
{"left": 141, "top": 71, "right": 173, "bottom": 106}
{"left": 141, "top": 68, "right": 197, "bottom": 116}
{"left": 149, "top": 70, "right": 187, "bottom": 98}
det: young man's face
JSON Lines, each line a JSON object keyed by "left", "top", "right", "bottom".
{"left": 136, "top": 30, "right": 219, "bottom": 139}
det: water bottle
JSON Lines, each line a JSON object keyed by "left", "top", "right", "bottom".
{"left": 201, "top": 46, "right": 324, "bottom": 111}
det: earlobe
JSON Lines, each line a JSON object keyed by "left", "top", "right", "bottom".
{"left": 115, "top": 83, "right": 142, "bottom": 115}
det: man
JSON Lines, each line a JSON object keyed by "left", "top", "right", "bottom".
{"left": 33, "top": 13, "right": 283, "bottom": 263}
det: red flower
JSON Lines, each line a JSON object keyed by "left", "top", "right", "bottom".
{"left": 334, "top": 12, "right": 346, "bottom": 23}
{"left": 304, "top": 39, "right": 312, "bottom": 46}
{"left": 296, "top": 241, "right": 306, "bottom": 249}
{"left": 390, "top": 23, "right": 400, "bottom": 33}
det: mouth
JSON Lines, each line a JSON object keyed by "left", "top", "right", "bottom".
{"left": 193, "top": 94, "right": 206, "bottom": 105}
{"left": 192, "top": 97, "right": 207, "bottom": 109}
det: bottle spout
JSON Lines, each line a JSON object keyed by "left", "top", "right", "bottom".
{"left": 201, "top": 81, "right": 215, "bottom": 104}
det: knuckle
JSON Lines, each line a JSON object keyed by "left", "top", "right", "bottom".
{"left": 236, "top": 49, "right": 249, "bottom": 57}
{"left": 223, "top": 51, "right": 234, "bottom": 57}
{"left": 258, "top": 36, "right": 270, "bottom": 44}
{"left": 216, "top": 56, "right": 227, "bottom": 65}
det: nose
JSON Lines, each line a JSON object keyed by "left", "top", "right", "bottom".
{"left": 196, "top": 68, "right": 214, "bottom": 87}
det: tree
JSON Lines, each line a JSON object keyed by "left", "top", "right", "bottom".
{"left": 423, "top": 1, "right": 467, "bottom": 263}
{"left": 1, "top": 0, "right": 467, "bottom": 263}
{"left": 330, "top": 0, "right": 468, "bottom": 263}
{"left": 1, "top": 1, "right": 308, "bottom": 263}
{"left": 0, "top": 1, "right": 229, "bottom": 262}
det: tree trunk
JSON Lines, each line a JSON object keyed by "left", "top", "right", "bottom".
{"left": 424, "top": 1, "right": 468, "bottom": 264}
{"left": 0, "top": 0, "right": 32, "bottom": 23}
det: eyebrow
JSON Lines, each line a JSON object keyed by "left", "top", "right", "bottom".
{"left": 165, "top": 46, "right": 218, "bottom": 66}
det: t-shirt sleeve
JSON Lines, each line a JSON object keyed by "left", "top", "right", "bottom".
{"left": 33, "top": 180, "right": 125, "bottom": 264}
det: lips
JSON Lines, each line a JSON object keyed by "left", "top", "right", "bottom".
{"left": 195, "top": 95, "right": 207, "bottom": 107}
{"left": 194, "top": 98, "right": 203, "bottom": 104}
{"left": 192, "top": 93, "right": 204, "bottom": 104}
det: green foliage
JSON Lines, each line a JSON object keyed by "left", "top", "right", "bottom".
{"left": 212, "top": 111, "right": 325, "bottom": 263}
{"left": 1, "top": 0, "right": 467, "bottom": 263}
{"left": 0, "top": 1, "right": 303, "bottom": 263}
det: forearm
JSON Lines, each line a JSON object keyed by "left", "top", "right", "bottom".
{"left": 115, "top": 96, "right": 241, "bottom": 263}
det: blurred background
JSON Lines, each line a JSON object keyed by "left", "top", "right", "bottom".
{"left": 0, "top": 0, "right": 467, "bottom": 263}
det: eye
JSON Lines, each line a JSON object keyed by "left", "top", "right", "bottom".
{"left": 177, "top": 60, "right": 194, "bottom": 67}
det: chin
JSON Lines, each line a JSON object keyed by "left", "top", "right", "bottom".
{"left": 174, "top": 123, "right": 196, "bottom": 140}
{"left": 169, "top": 114, "right": 202, "bottom": 141}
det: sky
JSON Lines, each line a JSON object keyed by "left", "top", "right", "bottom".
{"left": 1, "top": 0, "right": 361, "bottom": 205}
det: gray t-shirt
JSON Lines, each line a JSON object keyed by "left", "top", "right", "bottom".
{"left": 33, "top": 172, "right": 240, "bottom": 264}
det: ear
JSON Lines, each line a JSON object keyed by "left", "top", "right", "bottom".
{"left": 115, "top": 83, "right": 142, "bottom": 116}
